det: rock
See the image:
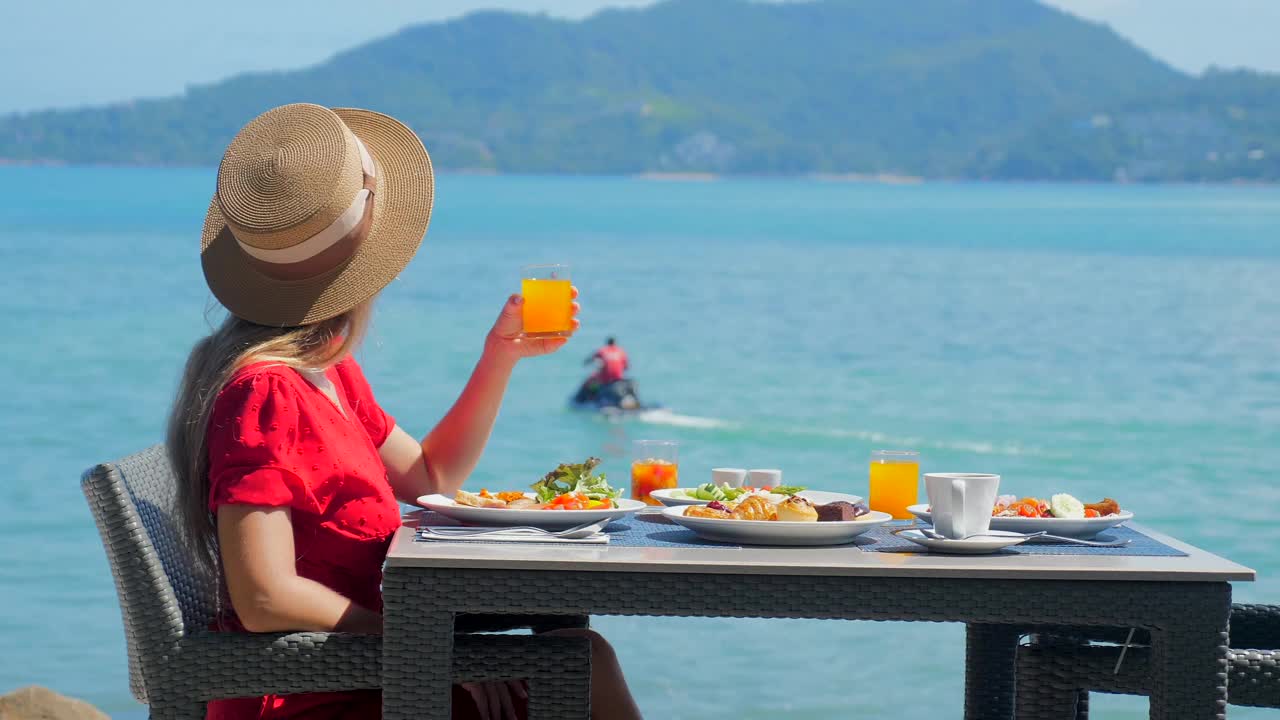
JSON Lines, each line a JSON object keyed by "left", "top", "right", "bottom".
{"left": 0, "top": 686, "right": 109, "bottom": 720}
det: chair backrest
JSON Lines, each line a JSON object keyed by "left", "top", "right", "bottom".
{"left": 81, "top": 445, "right": 218, "bottom": 703}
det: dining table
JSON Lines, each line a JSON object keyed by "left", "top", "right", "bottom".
{"left": 381, "top": 510, "right": 1255, "bottom": 720}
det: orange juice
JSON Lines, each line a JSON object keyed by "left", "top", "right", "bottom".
{"left": 631, "top": 459, "right": 679, "bottom": 505}
{"left": 868, "top": 458, "right": 919, "bottom": 519}
{"left": 520, "top": 278, "right": 573, "bottom": 337}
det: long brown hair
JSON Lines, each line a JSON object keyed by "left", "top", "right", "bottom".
{"left": 166, "top": 301, "right": 373, "bottom": 576}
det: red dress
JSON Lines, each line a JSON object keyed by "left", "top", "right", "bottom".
{"left": 204, "top": 356, "right": 510, "bottom": 720}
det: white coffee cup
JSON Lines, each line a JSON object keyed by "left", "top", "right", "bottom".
{"left": 711, "top": 468, "right": 747, "bottom": 488}
{"left": 924, "top": 473, "right": 1001, "bottom": 540}
{"left": 747, "top": 468, "right": 782, "bottom": 488}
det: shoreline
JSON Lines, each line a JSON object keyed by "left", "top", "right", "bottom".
{"left": 0, "top": 161, "right": 1278, "bottom": 187}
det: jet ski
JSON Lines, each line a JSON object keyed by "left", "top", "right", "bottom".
{"left": 569, "top": 378, "right": 660, "bottom": 414}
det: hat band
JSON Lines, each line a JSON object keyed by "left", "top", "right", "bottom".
{"left": 236, "top": 137, "right": 378, "bottom": 280}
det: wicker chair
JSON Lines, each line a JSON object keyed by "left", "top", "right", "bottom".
{"left": 83, "top": 445, "right": 593, "bottom": 719}
{"left": 1014, "top": 608, "right": 1280, "bottom": 719}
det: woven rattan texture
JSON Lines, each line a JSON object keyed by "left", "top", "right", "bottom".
{"left": 967, "top": 624, "right": 1023, "bottom": 717}
{"left": 1014, "top": 604, "right": 1280, "bottom": 717}
{"left": 1232, "top": 603, "right": 1280, "bottom": 649}
{"left": 1016, "top": 644, "right": 1280, "bottom": 717}
{"left": 81, "top": 446, "right": 215, "bottom": 703}
{"left": 84, "top": 446, "right": 592, "bottom": 718}
{"left": 383, "top": 566, "right": 1232, "bottom": 719}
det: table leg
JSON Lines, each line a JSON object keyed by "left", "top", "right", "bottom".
{"left": 527, "top": 638, "right": 592, "bottom": 719}
{"left": 383, "top": 572, "right": 455, "bottom": 720}
{"left": 1148, "top": 584, "right": 1231, "bottom": 720}
{"left": 965, "top": 623, "right": 1024, "bottom": 720}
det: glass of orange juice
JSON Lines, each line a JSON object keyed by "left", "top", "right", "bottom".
{"left": 631, "top": 440, "right": 679, "bottom": 506}
{"left": 520, "top": 264, "right": 573, "bottom": 338}
{"left": 868, "top": 449, "right": 920, "bottom": 519}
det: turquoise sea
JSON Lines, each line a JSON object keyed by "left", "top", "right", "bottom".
{"left": 2, "top": 167, "right": 1279, "bottom": 718}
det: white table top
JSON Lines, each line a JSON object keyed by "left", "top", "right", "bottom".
{"left": 386, "top": 512, "right": 1255, "bottom": 583}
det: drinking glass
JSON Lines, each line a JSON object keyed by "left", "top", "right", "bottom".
{"left": 868, "top": 449, "right": 920, "bottom": 519}
{"left": 520, "top": 264, "right": 573, "bottom": 338}
{"left": 631, "top": 440, "right": 679, "bottom": 506}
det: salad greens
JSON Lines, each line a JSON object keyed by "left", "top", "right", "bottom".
{"left": 768, "top": 485, "right": 806, "bottom": 496}
{"left": 679, "top": 483, "right": 809, "bottom": 501}
{"left": 682, "top": 483, "right": 747, "bottom": 502}
{"left": 675, "top": 481, "right": 803, "bottom": 499}
{"left": 531, "top": 457, "right": 621, "bottom": 502}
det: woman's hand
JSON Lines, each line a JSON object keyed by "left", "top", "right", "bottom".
{"left": 484, "top": 288, "right": 580, "bottom": 361}
{"left": 462, "top": 680, "right": 527, "bottom": 720}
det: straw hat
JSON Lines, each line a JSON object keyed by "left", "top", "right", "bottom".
{"left": 201, "top": 103, "right": 433, "bottom": 326}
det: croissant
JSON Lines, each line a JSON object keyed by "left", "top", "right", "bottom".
{"left": 776, "top": 496, "right": 818, "bottom": 522}
{"left": 731, "top": 496, "right": 777, "bottom": 521}
{"left": 685, "top": 505, "right": 732, "bottom": 519}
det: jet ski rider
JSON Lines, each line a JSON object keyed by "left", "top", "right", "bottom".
{"left": 586, "top": 336, "right": 629, "bottom": 386}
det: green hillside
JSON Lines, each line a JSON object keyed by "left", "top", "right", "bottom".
{"left": 973, "top": 69, "right": 1280, "bottom": 181}
{"left": 1, "top": 0, "right": 1276, "bottom": 180}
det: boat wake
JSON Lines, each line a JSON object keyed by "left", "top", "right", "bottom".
{"left": 630, "top": 411, "right": 1060, "bottom": 458}
{"left": 782, "top": 426, "right": 1063, "bottom": 458}
{"left": 633, "top": 408, "right": 738, "bottom": 430}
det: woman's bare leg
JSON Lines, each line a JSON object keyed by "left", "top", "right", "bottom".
{"left": 544, "top": 628, "right": 642, "bottom": 720}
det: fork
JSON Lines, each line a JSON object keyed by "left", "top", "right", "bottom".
{"left": 1024, "top": 533, "right": 1130, "bottom": 548}
{"left": 422, "top": 519, "right": 606, "bottom": 538}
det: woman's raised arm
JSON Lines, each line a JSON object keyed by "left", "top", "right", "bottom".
{"left": 380, "top": 291, "right": 579, "bottom": 501}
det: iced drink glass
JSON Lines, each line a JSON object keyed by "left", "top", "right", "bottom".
{"left": 632, "top": 440, "right": 679, "bottom": 506}
{"left": 868, "top": 449, "right": 920, "bottom": 519}
{"left": 520, "top": 264, "right": 573, "bottom": 338}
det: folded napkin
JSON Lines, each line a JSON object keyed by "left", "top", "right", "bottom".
{"left": 415, "top": 528, "right": 609, "bottom": 545}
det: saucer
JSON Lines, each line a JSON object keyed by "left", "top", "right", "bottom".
{"left": 896, "top": 529, "right": 1030, "bottom": 554}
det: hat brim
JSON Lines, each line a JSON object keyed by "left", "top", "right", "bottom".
{"left": 201, "top": 108, "right": 434, "bottom": 327}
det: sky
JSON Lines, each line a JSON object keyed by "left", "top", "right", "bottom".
{"left": 2, "top": 0, "right": 1278, "bottom": 115}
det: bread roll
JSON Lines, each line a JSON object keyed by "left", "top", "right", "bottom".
{"left": 730, "top": 496, "right": 777, "bottom": 521}
{"left": 775, "top": 496, "right": 818, "bottom": 522}
{"left": 685, "top": 505, "right": 732, "bottom": 519}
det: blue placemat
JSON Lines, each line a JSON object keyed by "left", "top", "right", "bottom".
{"left": 603, "top": 514, "right": 754, "bottom": 548}
{"left": 858, "top": 524, "right": 1187, "bottom": 557}
{"left": 413, "top": 512, "right": 1186, "bottom": 556}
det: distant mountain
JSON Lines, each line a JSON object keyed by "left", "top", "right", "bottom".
{"left": 1, "top": 0, "right": 1276, "bottom": 181}
{"left": 972, "top": 68, "right": 1280, "bottom": 181}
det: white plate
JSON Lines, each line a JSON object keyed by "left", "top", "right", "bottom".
{"left": 905, "top": 504, "right": 1134, "bottom": 539}
{"left": 416, "top": 494, "right": 646, "bottom": 529}
{"left": 661, "top": 505, "right": 891, "bottom": 546}
{"left": 650, "top": 488, "right": 863, "bottom": 507}
{"left": 896, "top": 529, "right": 1029, "bottom": 554}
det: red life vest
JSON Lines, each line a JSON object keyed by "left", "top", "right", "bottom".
{"left": 596, "top": 346, "right": 628, "bottom": 383}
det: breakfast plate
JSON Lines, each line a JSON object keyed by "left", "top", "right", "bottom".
{"left": 416, "top": 493, "right": 646, "bottom": 529}
{"left": 895, "top": 529, "right": 1030, "bottom": 554}
{"left": 905, "top": 504, "right": 1133, "bottom": 540}
{"left": 661, "top": 505, "right": 891, "bottom": 546}
{"left": 650, "top": 488, "right": 863, "bottom": 508}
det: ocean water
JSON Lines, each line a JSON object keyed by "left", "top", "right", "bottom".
{"left": 2, "top": 167, "right": 1279, "bottom": 719}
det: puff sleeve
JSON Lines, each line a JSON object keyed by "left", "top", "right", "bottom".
{"left": 207, "top": 371, "right": 322, "bottom": 513}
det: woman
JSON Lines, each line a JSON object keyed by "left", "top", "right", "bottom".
{"left": 167, "top": 104, "right": 642, "bottom": 720}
